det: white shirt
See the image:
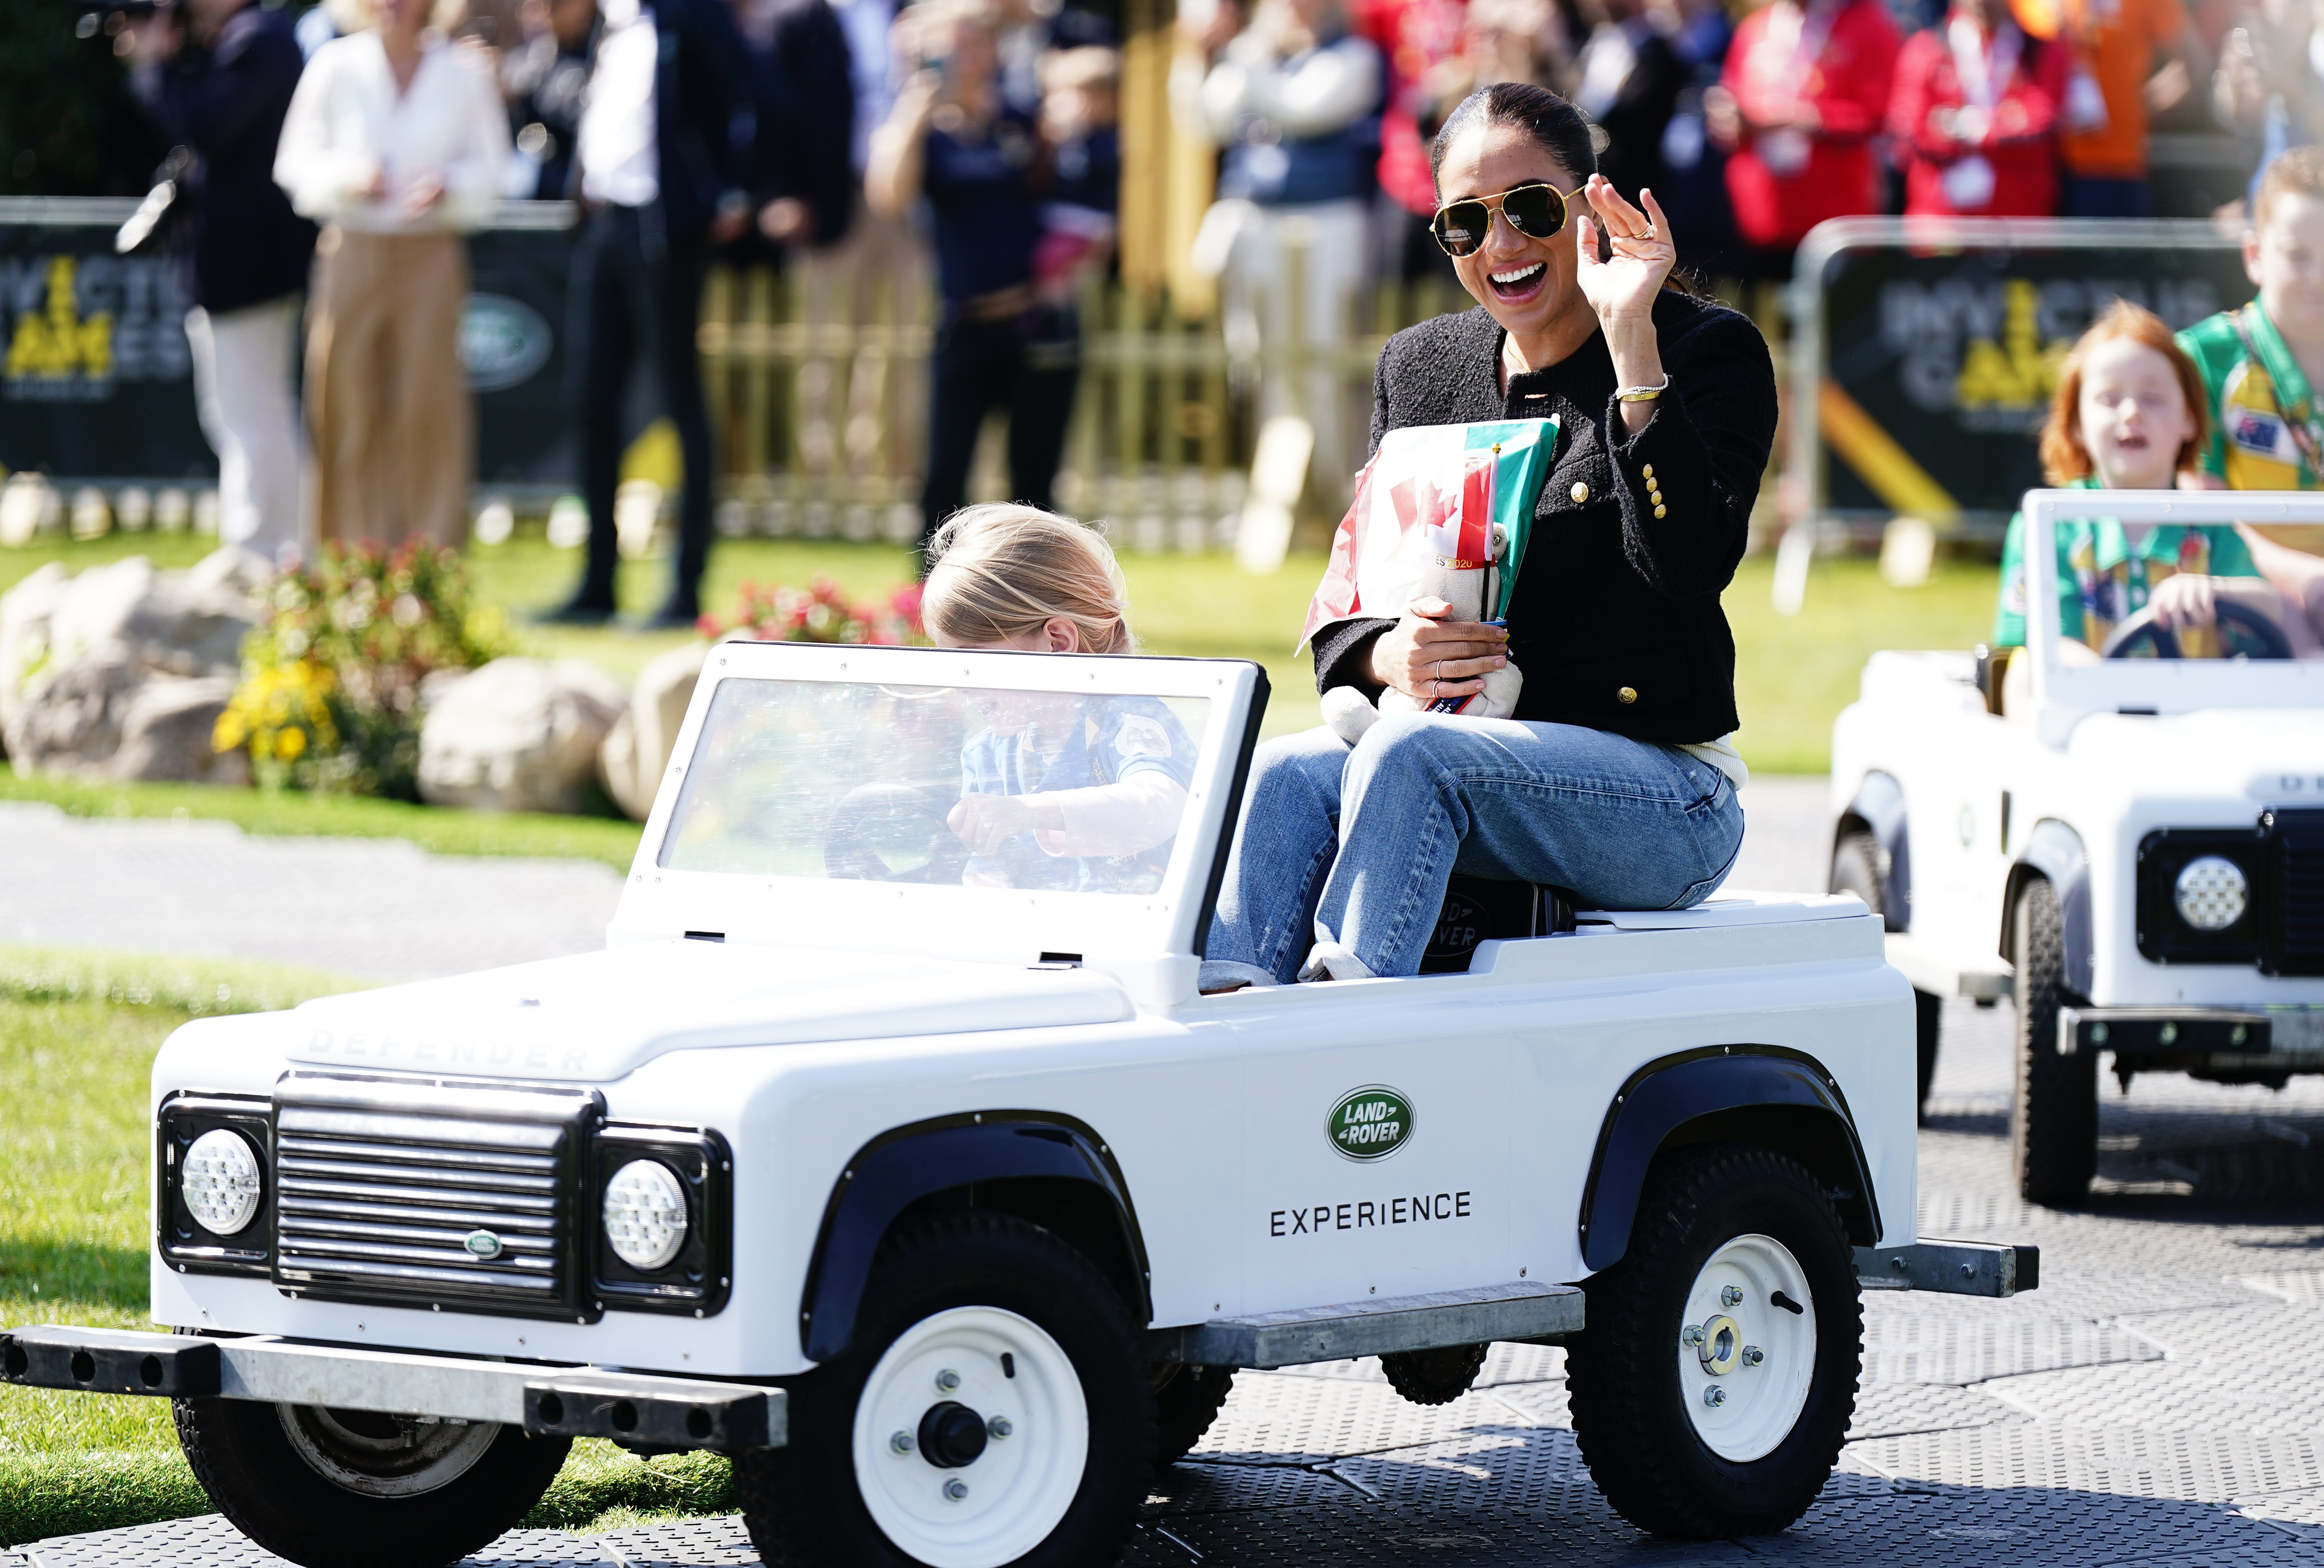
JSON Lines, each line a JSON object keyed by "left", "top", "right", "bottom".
{"left": 274, "top": 31, "right": 510, "bottom": 234}
{"left": 578, "top": 0, "right": 660, "bottom": 208}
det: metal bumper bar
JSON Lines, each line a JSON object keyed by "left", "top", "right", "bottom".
{"left": 1147, "top": 1281, "right": 1586, "bottom": 1370}
{"left": 1856, "top": 1239, "right": 2039, "bottom": 1297}
{"left": 0, "top": 1325, "right": 786, "bottom": 1454}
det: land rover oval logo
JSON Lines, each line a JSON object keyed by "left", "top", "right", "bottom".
{"left": 464, "top": 1230, "right": 503, "bottom": 1260}
{"left": 1328, "top": 1086, "right": 1413, "bottom": 1161}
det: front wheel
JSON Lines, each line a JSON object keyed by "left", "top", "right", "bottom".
{"left": 737, "top": 1212, "right": 1153, "bottom": 1568}
{"left": 172, "top": 1397, "right": 570, "bottom": 1568}
{"left": 1566, "top": 1145, "right": 1860, "bottom": 1539}
{"left": 2011, "top": 875, "right": 2097, "bottom": 1204}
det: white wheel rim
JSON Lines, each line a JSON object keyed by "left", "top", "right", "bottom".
{"left": 1676, "top": 1234, "right": 1816, "bottom": 1462}
{"left": 851, "top": 1305, "right": 1088, "bottom": 1568}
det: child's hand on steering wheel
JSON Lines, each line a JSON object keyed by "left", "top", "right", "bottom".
{"left": 1368, "top": 598, "right": 1510, "bottom": 705}
{"left": 948, "top": 793, "right": 1060, "bottom": 855}
{"left": 2146, "top": 573, "right": 2218, "bottom": 632}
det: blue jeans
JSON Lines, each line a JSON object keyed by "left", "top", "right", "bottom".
{"left": 1206, "top": 716, "right": 1746, "bottom": 982}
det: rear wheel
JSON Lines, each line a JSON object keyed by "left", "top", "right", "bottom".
{"left": 172, "top": 1397, "right": 569, "bottom": 1568}
{"left": 2011, "top": 876, "right": 2097, "bottom": 1204}
{"left": 1566, "top": 1145, "right": 1860, "bottom": 1539}
{"left": 1152, "top": 1363, "right": 1234, "bottom": 1467}
{"left": 736, "top": 1213, "right": 1152, "bottom": 1567}
{"left": 1831, "top": 829, "right": 1939, "bottom": 1120}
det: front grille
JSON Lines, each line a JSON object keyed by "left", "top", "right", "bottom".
{"left": 272, "top": 1074, "right": 602, "bottom": 1320}
{"left": 2269, "top": 810, "right": 2324, "bottom": 976}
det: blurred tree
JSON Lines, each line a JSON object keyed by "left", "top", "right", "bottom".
{"left": 0, "top": 2, "right": 170, "bottom": 196}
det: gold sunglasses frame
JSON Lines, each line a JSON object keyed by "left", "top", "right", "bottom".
{"left": 1430, "top": 182, "right": 1580, "bottom": 258}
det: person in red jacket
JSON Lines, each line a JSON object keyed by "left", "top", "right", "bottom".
{"left": 1708, "top": 0, "right": 1900, "bottom": 269}
{"left": 1890, "top": 0, "right": 2068, "bottom": 216}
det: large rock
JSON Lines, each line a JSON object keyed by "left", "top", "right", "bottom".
{"left": 598, "top": 641, "right": 708, "bottom": 821}
{"left": 418, "top": 657, "right": 628, "bottom": 815}
{"left": 0, "top": 547, "right": 266, "bottom": 782}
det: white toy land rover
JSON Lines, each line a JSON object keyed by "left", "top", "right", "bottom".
{"left": 6, "top": 640, "right": 2032, "bottom": 1568}
{"left": 1831, "top": 490, "right": 2324, "bottom": 1205}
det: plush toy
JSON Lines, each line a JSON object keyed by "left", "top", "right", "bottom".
{"left": 1302, "top": 419, "right": 1557, "bottom": 744}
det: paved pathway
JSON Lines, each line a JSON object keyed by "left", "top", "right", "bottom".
{"left": 15, "top": 778, "right": 2324, "bottom": 1566}
{"left": 0, "top": 803, "right": 622, "bottom": 983}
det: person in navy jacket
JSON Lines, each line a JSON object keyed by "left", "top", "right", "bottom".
{"left": 546, "top": 0, "right": 759, "bottom": 627}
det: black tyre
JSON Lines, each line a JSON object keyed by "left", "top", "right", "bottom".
{"left": 172, "top": 1396, "right": 570, "bottom": 1568}
{"left": 1380, "top": 1343, "right": 1487, "bottom": 1406}
{"left": 2011, "top": 875, "right": 2097, "bottom": 1204}
{"left": 736, "top": 1212, "right": 1153, "bottom": 1568}
{"left": 1831, "top": 829, "right": 1941, "bottom": 1120}
{"left": 1152, "top": 1363, "right": 1234, "bottom": 1467}
{"left": 1566, "top": 1145, "right": 1861, "bottom": 1539}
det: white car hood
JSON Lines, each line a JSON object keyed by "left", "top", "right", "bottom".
{"left": 2068, "top": 706, "right": 2324, "bottom": 803}
{"left": 281, "top": 940, "right": 1136, "bottom": 1083}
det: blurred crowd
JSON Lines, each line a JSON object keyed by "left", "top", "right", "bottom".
{"left": 103, "top": 0, "right": 2324, "bottom": 607}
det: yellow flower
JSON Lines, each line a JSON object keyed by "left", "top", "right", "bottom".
{"left": 277, "top": 727, "right": 307, "bottom": 762}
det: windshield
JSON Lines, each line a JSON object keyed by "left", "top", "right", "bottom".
{"left": 657, "top": 676, "right": 1212, "bottom": 895}
{"left": 2020, "top": 512, "right": 2324, "bottom": 666}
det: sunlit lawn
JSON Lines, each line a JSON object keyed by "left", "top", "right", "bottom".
{"left": 0, "top": 947, "right": 742, "bottom": 1548}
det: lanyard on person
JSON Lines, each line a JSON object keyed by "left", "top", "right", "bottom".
{"left": 2233, "top": 301, "right": 2324, "bottom": 482}
{"left": 1946, "top": 15, "right": 2019, "bottom": 131}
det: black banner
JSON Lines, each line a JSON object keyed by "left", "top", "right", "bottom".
{"left": 1810, "top": 220, "right": 2255, "bottom": 525}
{"left": 0, "top": 202, "right": 576, "bottom": 486}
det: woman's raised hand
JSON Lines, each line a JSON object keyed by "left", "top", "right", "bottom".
{"left": 1368, "top": 598, "right": 1510, "bottom": 704}
{"left": 1573, "top": 175, "right": 1676, "bottom": 326}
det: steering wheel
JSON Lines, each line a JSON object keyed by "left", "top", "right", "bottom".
{"left": 822, "top": 781, "right": 970, "bottom": 884}
{"left": 2101, "top": 598, "right": 2296, "bottom": 661}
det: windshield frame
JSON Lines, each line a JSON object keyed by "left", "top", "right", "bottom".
{"left": 609, "top": 641, "right": 1270, "bottom": 982}
{"left": 2021, "top": 489, "right": 2324, "bottom": 742}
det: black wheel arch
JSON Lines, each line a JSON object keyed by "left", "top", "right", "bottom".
{"left": 2002, "top": 819, "right": 2094, "bottom": 997}
{"left": 1577, "top": 1047, "right": 1882, "bottom": 1272}
{"left": 799, "top": 1111, "right": 1150, "bottom": 1362}
{"left": 1835, "top": 770, "right": 1912, "bottom": 932}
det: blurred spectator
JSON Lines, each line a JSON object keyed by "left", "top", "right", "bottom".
{"left": 502, "top": 0, "right": 600, "bottom": 199}
{"left": 1654, "top": 0, "right": 1738, "bottom": 279}
{"left": 1034, "top": 46, "right": 1122, "bottom": 301}
{"left": 1353, "top": 0, "right": 1468, "bottom": 280}
{"left": 1189, "top": 0, "right": 1383, "bottom": 497}
{"left": 1457, "top": 0, "right": 1578, "bottom": 96}
{"left": 2010, "top": 0, "right": 2210, "bottom": 216}
{"left": 1571, "top": 0, "right": 1687, "bottom": 200}
{"left": 544, "top": 0, "right": 755, "bottom": 625}
{"left": 735, "top": 0, "right": 856, "bottom": 251}
{"left": 1890, "top": 0, "right": 2066, "bottom": 216}
{"left": 1709, "top": 0, "right": 1899, "bottom": 271}
{"left": 2214, "top": 0, "right": 2324, "bottom": 215}
{"left": 869, "top": 0, "right": 1078, "bottom": 553}
{"left": 125, "top": 0, "right": 316, "bottom": 561}
{"left": 275, "top": 0, "right": 509, "bottom": 549}
{"left": 994, "top": 0, "right": 1116, "bottom": 117}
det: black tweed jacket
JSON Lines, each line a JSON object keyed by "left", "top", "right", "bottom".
{"left": 1312, "top": 292, "right": 1776, "bottom": 745}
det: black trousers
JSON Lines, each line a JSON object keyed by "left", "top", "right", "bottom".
{"left": 566, "top": 203, "right": 715, "bottom": 616}
{"left": 919, "top": 307, "right": 1079, "bottom": 554}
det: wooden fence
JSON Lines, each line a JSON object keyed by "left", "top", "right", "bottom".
{"left": 695, "top": 264, "right": 1472, "bottom": 551}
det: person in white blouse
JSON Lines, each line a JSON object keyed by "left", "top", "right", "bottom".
{"left": 275, "top": 0, "right": 510, "bottom": 548}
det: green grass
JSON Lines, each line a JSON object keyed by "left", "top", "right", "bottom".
{"left": 0, "top": 946, "right": 740, "bottom": 1548}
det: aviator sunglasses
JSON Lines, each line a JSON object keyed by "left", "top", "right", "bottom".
{"left": 1431, "top": 182, "right": 1575, "bottom": 258}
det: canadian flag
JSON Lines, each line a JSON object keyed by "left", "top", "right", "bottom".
{"left": 1301, "top": 418, "right": 1558, "bottom": 648}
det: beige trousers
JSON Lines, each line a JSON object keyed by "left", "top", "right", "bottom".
{"left": 304, "top": 228, "right": 471, "bottom": 549}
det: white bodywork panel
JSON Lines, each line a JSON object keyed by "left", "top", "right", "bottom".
{"left": 1831, "top": 491, "right": 2324, "bottom": 1011}
{"left": 148, "top": 643, "right": 1919, "bottom": 1382}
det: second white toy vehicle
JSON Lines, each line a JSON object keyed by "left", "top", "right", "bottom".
{"left": 7, "top": 639, "right": 2031, "bottom": 1568}
{"left": 1832, "top": 490, "right": 2324, "bottom": 1203}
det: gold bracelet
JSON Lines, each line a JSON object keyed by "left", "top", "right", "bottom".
{"left": 1616, "top": 376, "right": 1670, "bottom": 403}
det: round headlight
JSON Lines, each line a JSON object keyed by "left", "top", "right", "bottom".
{"left": 183, "top": 1128, "right": 263, "bottom": 1236}
{"left": 2175, "top": 855, "right": 2250, "bottom": 932}
{"left": 604, "top": 1160, "right": 689, "bottom": 1272}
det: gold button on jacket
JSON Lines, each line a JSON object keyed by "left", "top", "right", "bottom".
{"left": 1569, "top": 481, "right": 1589, "bottom": 504}
{"left": 1617, "top": 686, "right": 1637, "bottom": 704}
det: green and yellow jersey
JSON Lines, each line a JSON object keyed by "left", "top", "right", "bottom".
{"left": 1993, "top": 476, "right": 2259, "bottom": 650}
{"left": 2178, "top": 303, "right": 2324, "bottom": 490}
